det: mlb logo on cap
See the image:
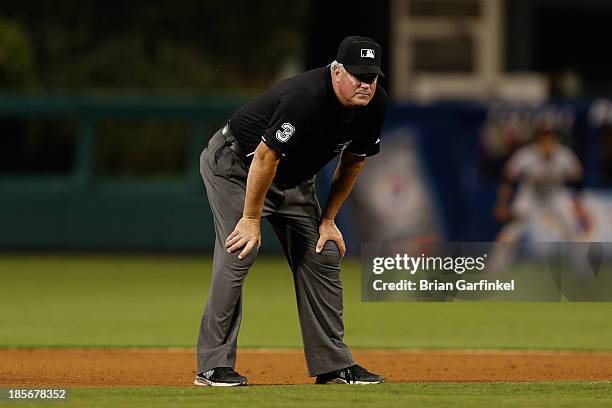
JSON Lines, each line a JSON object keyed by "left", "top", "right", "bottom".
{"left": 361, "top": 48, "right": 375, "bottom": 58}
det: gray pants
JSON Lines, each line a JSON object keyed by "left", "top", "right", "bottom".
{"left": 196, "top": 126, "right": 355, "bottom": 376}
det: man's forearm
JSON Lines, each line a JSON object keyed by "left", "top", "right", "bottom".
{"left": 243, "top": 143, "right": 280, "bottom": 218}
{"left": 322, "top": 152, "right": 365, "bottom": 220}
{"left": 496, "top": 182, "right": 513, "bottom": 206}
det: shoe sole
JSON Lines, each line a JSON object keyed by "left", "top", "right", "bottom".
{"left": 317, "top": 378, "right": 385, "bottom": 385}
{"left": 194, "top": 377, "right": 247, "bottom": 387}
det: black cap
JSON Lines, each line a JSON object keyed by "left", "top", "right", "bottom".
{"left": 336, "top": 36, "right": 385, "bottom": 78}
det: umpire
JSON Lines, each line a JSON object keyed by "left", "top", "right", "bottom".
{"left": 195, "top": 36, "right": 388, "bottom": 386}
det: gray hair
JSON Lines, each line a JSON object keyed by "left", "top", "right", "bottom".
{"left": 329, "top": 60, "right": 345, "bottom": 72}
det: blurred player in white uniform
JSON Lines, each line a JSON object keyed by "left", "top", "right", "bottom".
{"left": 490, "top": 129, "right": 590, "bottom": 273}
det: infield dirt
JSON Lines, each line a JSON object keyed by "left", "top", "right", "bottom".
{"left": 2, "top": 348, "right": 612, "bottom": 386}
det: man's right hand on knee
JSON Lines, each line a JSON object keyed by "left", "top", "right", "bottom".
{"left": 225, "top": 217, "right": 262, "bottom": 260}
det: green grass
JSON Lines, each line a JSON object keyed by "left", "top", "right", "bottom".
{"left": 1, "top": 254, "right": 612, "bottom": 350}
{"left": 2, "top": 383, "right": 611, "bottom": 408}
{"left": 1, "top": 255, "right": 611, "bottom": 408}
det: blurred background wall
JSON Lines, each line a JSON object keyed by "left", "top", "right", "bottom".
{"left": 0, "top": 0, "right": 610, "bottom": 252}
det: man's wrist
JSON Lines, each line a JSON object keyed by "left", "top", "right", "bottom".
{"left": 242, "top": 215, "right": 261, "bottom": 221}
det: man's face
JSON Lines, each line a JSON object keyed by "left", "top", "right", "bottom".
{"left": 333, "top": 67, "right": 378, "bottom": 107}
{"left": 537, "top": 133, "right": 558, "bottom": 159}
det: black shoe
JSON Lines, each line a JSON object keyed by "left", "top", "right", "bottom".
{"left": 194, "top": 367, "right": 248, "bottom": 387}
{"left": 315, "top": 364, "right": 384, "bottom": 385}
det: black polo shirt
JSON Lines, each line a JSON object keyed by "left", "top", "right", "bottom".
{"left": 229, "top": 66, "right": 388, "bottom": 188}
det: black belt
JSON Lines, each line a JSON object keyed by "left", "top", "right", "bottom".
{"left": 214, "top": 122, "right": 247, "bottom": 165}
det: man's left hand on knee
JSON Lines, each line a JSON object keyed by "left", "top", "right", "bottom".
{"left": 316, "top": 219, "right": 346, "bottom": 258}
